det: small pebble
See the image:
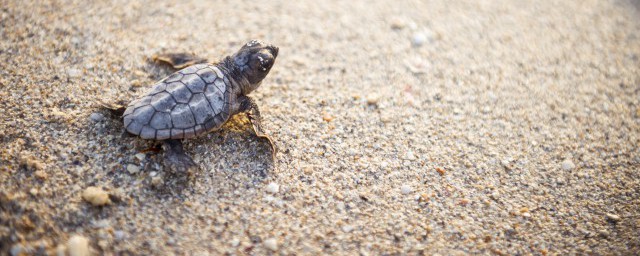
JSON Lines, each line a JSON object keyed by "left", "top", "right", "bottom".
{"left": 405, "top": 151, "right": 416, "bottom": 160}
{"left": 151, "top": 176, "right": 163, "bottom": 186}
{"left": 82, "top": 186, "right": 111, "bottom": 206}
{"left": 606, "top": 213, "right": 621, "bottom": 222}
{"left": 366, "top": 94, "right": 380, "bottom": 105}
{"left": 413, "top": 29, "right": 436, "bottom": 47}
{"left": 230, "top": 238, "right": 240, "bottom": 247}
{"left": 389, "top": 17, "right": 406, "bottom": 30}
{"left": 91, "top": 219, "right": 110, "bottom": 229}
{"left": 54, "top": 56, "right": 64, "bottom": 64}
{"left": 113, "top": 230, "right": 126, "bottom": 241}
{"left": 135, "top": 153, "right": 146, "bottom": 161}
{"left": 34, "top": 170, "right": 48, "bottom": 180}
{"left": 342, "top": 225, "right": 354, "bottom": 233}
{"left": 130, "top": 79, "right": 142, "bottom": 87}
{"left": 599, "top": 229, "right": 610, "bottom": 238}
{"left": 266, "top": 182, "right": 280, "bottom": 194}
{"left": 401, "top": 185, "right": 413, "bottom": 195}
{"left": 561, "top": 159, "right": 575, "bottom": 171}
{"left": 127, "top": 164, "right": 140, "bottom": 174}
{"left": 10, "top": 244, "right": 23, "bottom": 256}
{"left": 67, "top": 68, "right": 82, "bottom": 78}
{"left": 412, "top": 33, "right": 427, "bottom": 47}
{"left": 264, "top": 238, "right": 278, "bottom": 251}
{"left": 322, "top": 112, "right": 334, "bottom": 122}
{"left": 303, "top": 166, "right": 314, "bottom": 174}
{"left": 68, "top": 235, "right": 90, "bottom": 256}
{"left": 89, "top": 112, "right": 104, "bottom": 122}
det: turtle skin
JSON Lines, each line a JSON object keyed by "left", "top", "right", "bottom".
{"left": 123, "top": 64, "right": 235, "bottom": 140}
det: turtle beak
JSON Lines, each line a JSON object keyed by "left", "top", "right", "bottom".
{"left": 268, "top": 45, "right": 279, "bottom": 58}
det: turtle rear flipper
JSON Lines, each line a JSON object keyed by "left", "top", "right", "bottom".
{"left": 162, "top": 139, "right": 198, "bottom": 174}
{"left": 97, "top": 99, "right": 127, "bottom": 116}
{"left": 152, "top": 53, "right": 208, "bottom": 70}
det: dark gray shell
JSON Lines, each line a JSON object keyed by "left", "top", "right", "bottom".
{"left": 123, "top": 64, "right": 232, "bottom": 140}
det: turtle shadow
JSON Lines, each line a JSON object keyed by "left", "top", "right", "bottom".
{"left": 93, "top": 108, "right": 274, "bottom": 196}
{"left": 149, "top": 118, "right": 275, "bottom": 197}
{"left": 187, "top": 115, "right": 276, "bottom": 177}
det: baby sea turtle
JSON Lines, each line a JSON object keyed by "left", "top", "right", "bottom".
{"left": 106, "top": 40, "right": 278, "bottom": 172}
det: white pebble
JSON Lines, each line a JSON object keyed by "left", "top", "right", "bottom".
{"left": 561, "top": 159, "right": 575, "bottom": 171}
{"left": 266, "top": 182, "right": 280, "bottom": 194}
{"left": 113, "top": 230, "right": 126, "bottom": 241}
{"left": 89, "top": 112, "right": 104, "bottom": 122}
{"left": 135, "top": 153, "right": 146, "bottom": 161}
{"left": 405, "top": 151, "right": 416, "bottom": 160}
{"left": 264, "top": 238, "right": 278, "bottom": 251}
{"left": 68, "top": 235, "right": 90, "bottom": 256}
{"left": 10, "top": 244, "right": 23, "bottom": 256}
{"left": 54, "top": 56, "right": 65, "bottom": 64}
{"left": 412, "top": 30, "right": 434, "bottom": 47}
{"left": 401, "top": 185, "right": 413, "bottom": 195}
{"left": 412, "top": 33, "right": 427, "bottom": 47}
{"left": 606, "top": 213, "right": 621, "bottom": 222}
{"left": 67, "top": 68, "right": 82, "bottom": 78}
{"left": 127, "top": 164, "right": 140, "bottom": 174}
{"left": 342, "top": 225, "right": 354, "bottom": 233}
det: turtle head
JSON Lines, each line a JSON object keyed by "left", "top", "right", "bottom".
{"left": 232, "top": 40, "right": 279, "bottom": 94}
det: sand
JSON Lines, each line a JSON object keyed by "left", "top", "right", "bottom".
{"left": 1, "top": 0, "right": 639, "bottom": 255}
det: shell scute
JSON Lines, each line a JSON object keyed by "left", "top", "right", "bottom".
{"left": 140, "top": 125, "right": 156, "bottom": 139}
{"left": 189, "top": 93, "right": 213, "bottom": 125}
{"left": 156, "top": 129, "right": 171, "bottom": 140}
{"left": 197, "top": 68, "right": 218, "bottom": 83}
{"left": 171, "top": 104, "right": 196, "bottom": 129}
{"left": 166, "top": 82, "right": 191, "bottom": 103}
{"left": 150, "top": 92, "right": 177, "bottom": 112}
{"left": 183, "top": 74, "right": 206, "bottom": 93}
{"left": 164, "top": 73, "right": 183, "bottom": 83}
{"left": 150, "top": 112, "right": 172, "bottom": 130}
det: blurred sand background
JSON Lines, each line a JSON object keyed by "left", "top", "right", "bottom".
{"left": 1, "top": 0, "right": 639, "bottom": 255}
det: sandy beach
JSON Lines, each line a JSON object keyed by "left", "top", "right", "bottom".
{"left": 1, "top": 0, "right": 639, "bottom": 255}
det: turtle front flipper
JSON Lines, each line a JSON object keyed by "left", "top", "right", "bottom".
{"left": 97, "top": 99, "right": 127, "bottom": 116}
{"left": 237, "top": 96, "right": 277, "bottom": 159}
{"left": 152, "top": 53, "right": 208, "bottom": 70}
{"left": 162, "top": 139, "right": 198, "bottom": 174}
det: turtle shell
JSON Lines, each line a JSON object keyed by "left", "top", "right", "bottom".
{"left": 123, "top": 64, "right": 232, "bottom": 140}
